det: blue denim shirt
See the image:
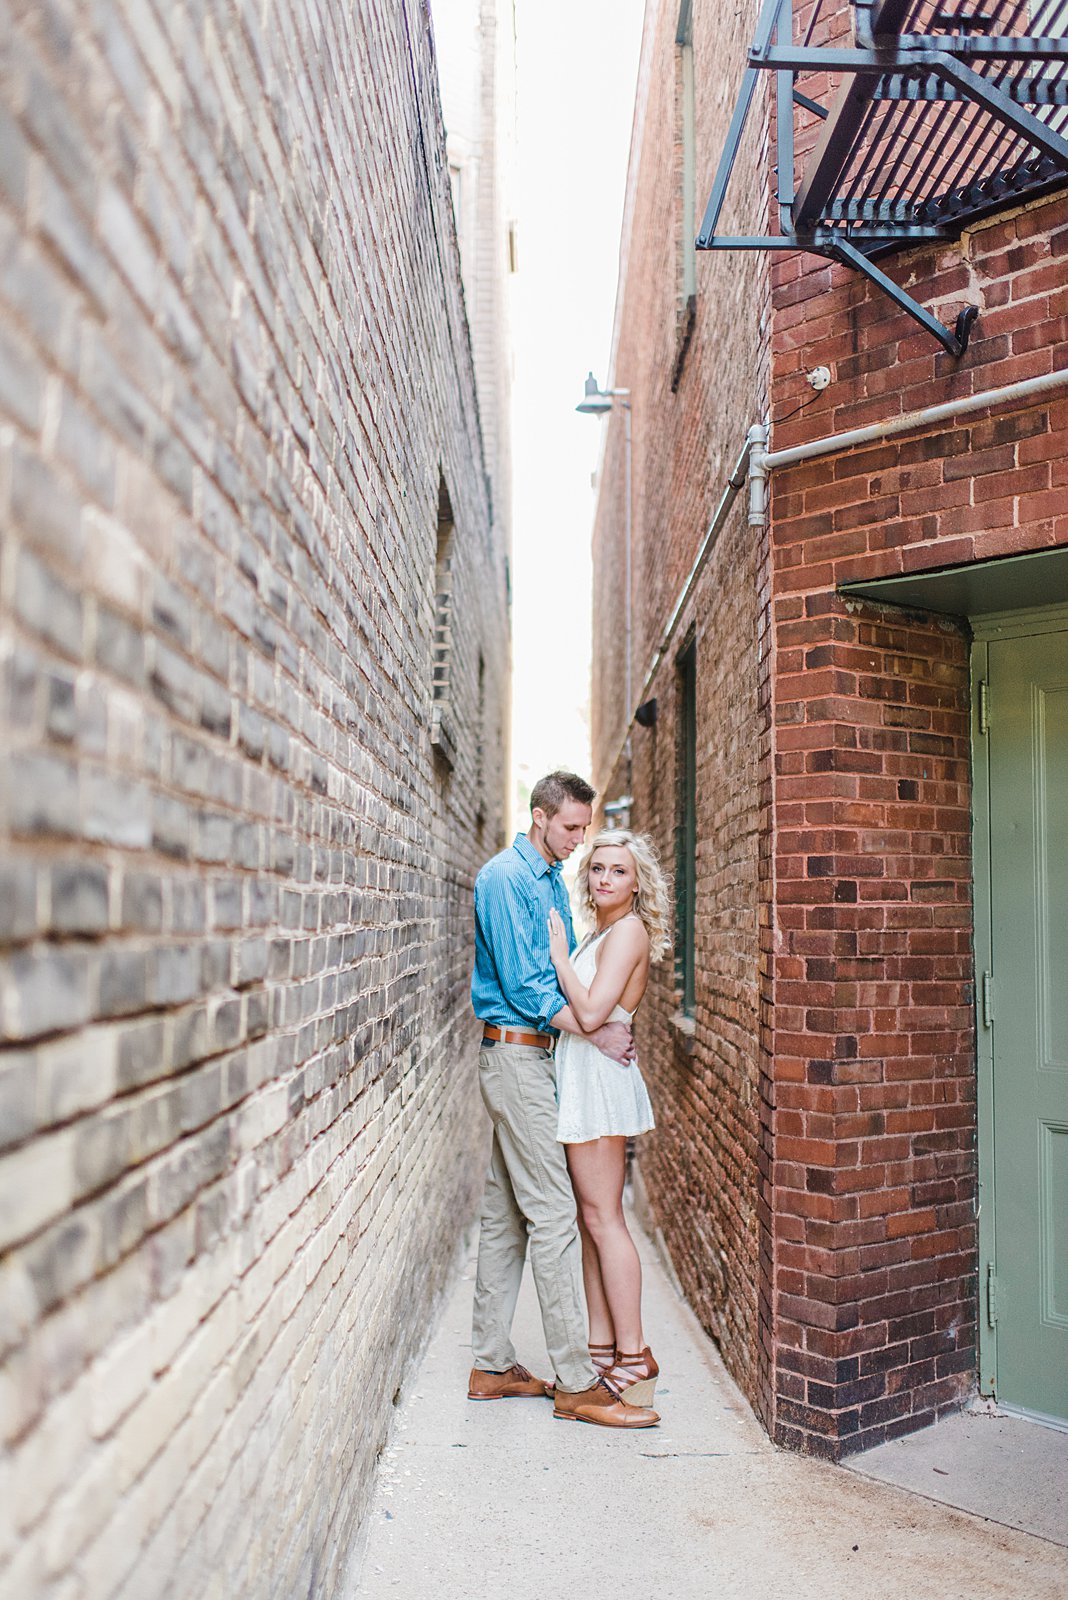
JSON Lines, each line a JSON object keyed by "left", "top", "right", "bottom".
{"left": 471, "top": 833, "right": 576, "bottom": 1033}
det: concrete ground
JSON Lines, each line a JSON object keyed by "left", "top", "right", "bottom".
{"left": 350, "top": 1210, "right": 1068, "bottom": 1600}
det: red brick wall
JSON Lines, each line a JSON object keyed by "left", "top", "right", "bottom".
{"left": 590, "top": 0, "right": 772, "bottom": 1418}
{"left": 765, "top": 189, "right": 1068, "bottom": 1454}
{"left": 593, "top": 0, "right": 1068, "bottom": 1459}
{"left": 767, "top": 593, "right": 975, "bottom": 1454}
{"left": 628, "top": 496, "right": 766, "bottom": 1404}
{"left": 592, "top": 0, "right": 771, "bottom": 777}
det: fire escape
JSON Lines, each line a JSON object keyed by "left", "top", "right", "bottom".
{"left": 699, "top": 0, "right": 1068, "bottom": 355}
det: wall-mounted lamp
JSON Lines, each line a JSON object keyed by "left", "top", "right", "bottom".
{"left": 576, "top": 372, "right": 616, "bottom": 415}
{"left": 634, "top": 697, "right": 658, "bottom": 728}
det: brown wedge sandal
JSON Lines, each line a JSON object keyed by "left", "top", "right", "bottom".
{"left": 589, "top": 1342, "right": 616, "bottom": 1378}
{"left": 605, "top": 1346, "right": 659, "bottom": 1408}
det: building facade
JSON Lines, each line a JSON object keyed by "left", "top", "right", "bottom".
{"left": 433, "top": 0, "right": 518, "bottom": 569}
{"left": 0, "top": 2, "right": 508, "bottom": 1595}
{"left": 591, "top": 0, "right": 1068, "bottom": 1458}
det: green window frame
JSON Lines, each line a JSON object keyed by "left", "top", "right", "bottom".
{"left": 675, "top": 639, "right": 697, "bottom": 1015}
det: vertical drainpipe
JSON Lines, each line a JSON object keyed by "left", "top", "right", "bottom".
{"left": 623, "top": 399, "right": 634, "bottom": 791}
{"left": 746, "top": 415, "right": 773, "bottom": 1438}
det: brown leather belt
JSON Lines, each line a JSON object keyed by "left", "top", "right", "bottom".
{"left": 481, "top": 1024, "right": 553, "bottom": 1048}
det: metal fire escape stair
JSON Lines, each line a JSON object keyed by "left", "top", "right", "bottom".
{"left": 698, "top": 0, "right": 1068, "bottom": 355}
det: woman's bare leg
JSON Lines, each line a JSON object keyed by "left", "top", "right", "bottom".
{"left": 565, "top": 1136, "right": 643, "bottom": 1353}
{"left": 571, "top": 1182, "right": 614, "bottom": 1346}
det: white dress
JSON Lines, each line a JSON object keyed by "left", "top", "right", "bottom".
{"left": 555, "top": 928, "right": 656, "bottom": 1144}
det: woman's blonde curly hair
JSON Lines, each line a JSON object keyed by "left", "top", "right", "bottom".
{"left": 576, "top": 829, "right": 671, "bottom": 963}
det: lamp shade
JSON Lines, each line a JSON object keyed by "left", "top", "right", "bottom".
{"left": 576, "top": 371, "right": 613, "bottom": 415}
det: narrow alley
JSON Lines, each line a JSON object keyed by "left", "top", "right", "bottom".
{"left": 3, "top": 0, "right": 1068, "bottom": 1593}
{"left": 352, "top": 1210, "right": 1068, "bottom": 1600}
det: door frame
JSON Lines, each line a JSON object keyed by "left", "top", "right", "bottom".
{"left": 970, "top": 603, "right": 1068, "bottom": 1400}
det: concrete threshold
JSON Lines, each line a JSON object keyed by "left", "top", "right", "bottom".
{"left": 349, "top": 1208, "right": 1068, "bottom": 1599}
{"left": 847, "top": 1403, "right": 1068, "bottom": 1549}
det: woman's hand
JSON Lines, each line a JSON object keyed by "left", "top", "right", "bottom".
{"left": 547, "top": 907, "right": 569, "bottom": 969}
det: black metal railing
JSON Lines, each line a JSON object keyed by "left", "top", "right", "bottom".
{"left": 698, "top": 0, "right": 1068, "bottom": 353}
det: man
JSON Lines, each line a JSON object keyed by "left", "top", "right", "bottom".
{"left": 468, "top": 770, "right": 659, "bottom": 1428}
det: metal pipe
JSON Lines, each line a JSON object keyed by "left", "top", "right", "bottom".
{"left": 763, "top": 365, "right": 1068, "bottom": 471}
{"left": 601, "top": 363, "right": 1068, "bottom": 787}
{"left": 747, "top": 422, "right": 769, "bottom": 527}
{"left": 623, "top": 400, "right": 633, "bottom": 781}
{"left": 601, "top": 431, "right": 756, "bottom": 787}
{"left": 629, "top": 431, "right": 756, "bottom": 722}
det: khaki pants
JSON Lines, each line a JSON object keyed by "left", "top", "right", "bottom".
{"left": 471, "top": 1042, "right": 595, "bottom": 1394}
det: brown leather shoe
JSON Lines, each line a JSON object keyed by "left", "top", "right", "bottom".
{"left": 552, "top": 1377, "right": 659, "bottom": 1428}
{"left": 468, "top": 1364, "right": 552, "bottom": 1400}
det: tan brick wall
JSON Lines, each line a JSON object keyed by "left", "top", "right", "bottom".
{"left": 0, "top": 2, "right": 508, "bottom": 1594}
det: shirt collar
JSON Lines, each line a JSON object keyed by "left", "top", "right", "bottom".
{"left": 512, "top": 831, "right": 560, "bottom": 879}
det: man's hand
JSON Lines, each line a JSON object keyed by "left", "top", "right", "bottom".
{"left": 590, "top": 1020, "right": 635, "bottom": 1065}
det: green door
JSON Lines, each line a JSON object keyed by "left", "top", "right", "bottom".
{"left": 987, "top": 626, "right": 1068, "bottom": 1423}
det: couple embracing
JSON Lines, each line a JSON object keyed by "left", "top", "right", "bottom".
{"left": 468, "top": 770, "right": 669, "bottom": 1428}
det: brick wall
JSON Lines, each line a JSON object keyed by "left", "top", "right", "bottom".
{"left": 766, "top": 595, "right": 975, "bottom": 1455}
{"left": 590, "top": 0, "right": 772, "bottom": 1417}
{"left": 593, "top": 0, "right": 1068, "bottom": 1460}
{"left": 0, "top": 3, "right": 509, "bottom": 1595}
{"left": 627, "top": 498, "right": 767, "bottom": 1402}
{"left": 764, "top": 186, "right": 1068, "bottom": 1453}
{"left": 434, "top": 0, "right": 517, "bottom": 590}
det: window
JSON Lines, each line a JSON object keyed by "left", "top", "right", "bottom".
{"left": 431, "top": 475, "right": 457, "bottom": 769}
{"left": 675, "top": 639, "right": 697, "bottom": 1015}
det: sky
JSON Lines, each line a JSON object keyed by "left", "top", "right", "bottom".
{"left": 509, "top": 0, "right": 645, "bottom": 815}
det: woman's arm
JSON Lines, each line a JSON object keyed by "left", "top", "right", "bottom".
{"left": 547, "top": 910, "right": 647, "bottom": 1031}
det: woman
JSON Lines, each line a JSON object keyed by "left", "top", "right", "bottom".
{"left": 547, "top": 828, "right": 669, "bottom": 1409}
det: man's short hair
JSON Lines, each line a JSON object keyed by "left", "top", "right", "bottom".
{"left": 529, "top": 770, "right": 596, "bottom": 819}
